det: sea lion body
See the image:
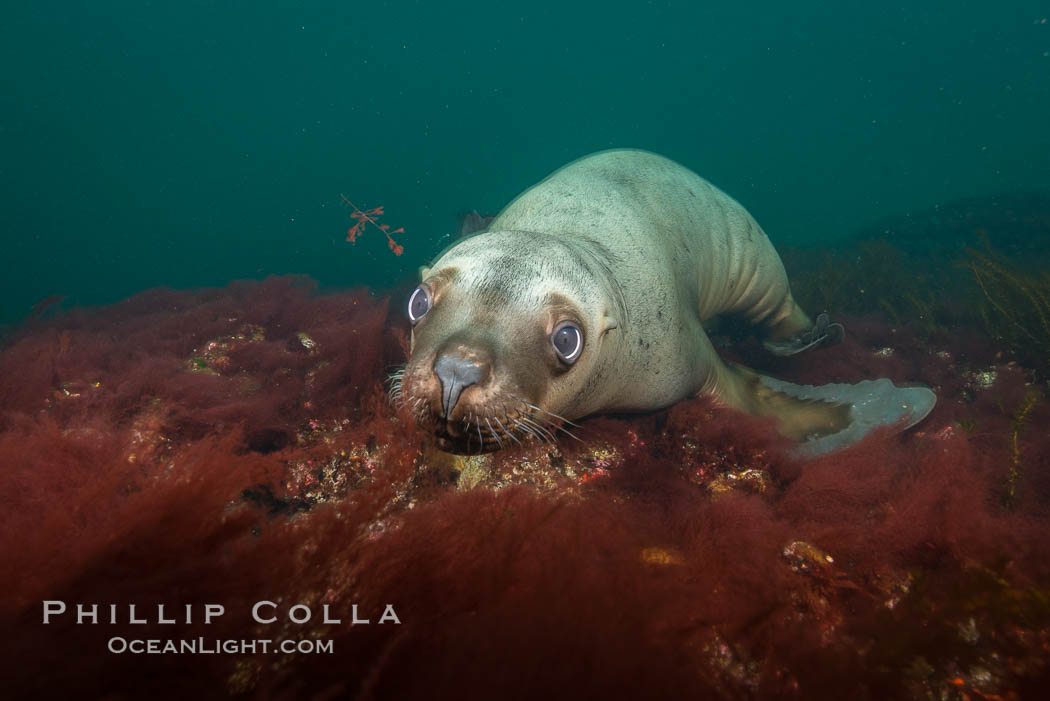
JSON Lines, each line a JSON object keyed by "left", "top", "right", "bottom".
{"left": 398, "top": 149, "right": 934, "bottom": 454}
{"left": 483, "top": 149, "right": 812, "bottom": 416}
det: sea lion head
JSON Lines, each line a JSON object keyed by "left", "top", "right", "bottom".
{"left": 394, "top": 230, "right": 624, "bottom": 453}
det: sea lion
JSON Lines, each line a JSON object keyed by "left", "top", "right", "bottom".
{"left": 393, "top": 149, "right": 935, "bottom": 456}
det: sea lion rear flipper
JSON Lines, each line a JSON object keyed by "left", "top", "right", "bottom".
{"left": 763, "top": 313, "right": 845, "bottom": 357}
{"left": 725, "top": 363, "right": 936, "bottom": 458}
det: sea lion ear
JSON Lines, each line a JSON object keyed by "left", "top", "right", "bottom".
{"left": 418, "top": 265, "right": 431, "bottom": 281}
{"left": 600, "top": 313, "right": 619, "bottom": 335}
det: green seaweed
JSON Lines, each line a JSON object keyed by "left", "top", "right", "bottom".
{"left": 785, "top": 238, "right": 953, "bottom": 339}
{"left": 965, "top": 241, "right": 1050, "bottom": 377}
{"left": 785, "top": 234, "right": 1050, "bottom": 379}
{"left": 1003, "top": 390, "right": 1040, "bottom": 509}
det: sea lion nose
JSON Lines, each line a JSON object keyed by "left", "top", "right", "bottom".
{"left": 433, "top": 351, "right": 486, "bottom": 418}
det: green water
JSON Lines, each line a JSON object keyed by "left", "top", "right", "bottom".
{"left": 2, "top": 2, "right": 1048, "bottom": 325}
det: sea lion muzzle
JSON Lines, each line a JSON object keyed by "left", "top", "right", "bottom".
{"left": 433, "top": 350, "right": 487, "bottom": 417}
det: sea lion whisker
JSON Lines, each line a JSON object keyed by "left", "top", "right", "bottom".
{"left": 523, "top": 423, "right": 544, "bottom": 443}
{"left": 523, "top": 402, "right": 581, "bottom": 428}
{"left": 385, "top": 370, "right": 405, "bottom": 400}
{"left": 512, "top": 418, "right": 539, "bottom": 442}
{"left": 515, "top": 410, "right": 549, "bottom": 433}
{"left": 530, "top": 413, "right": 583, "bottom": 442}
{"left": 494, "top": 417, "right": 521, "bottom": 445}
{"left": 511, "top": 398, "right": 582, "bottom": 440}
{"left": 485, "top": 418, "right": 504, "bottom": 449}
{"left": 519, "top": 415, "right": 555, "bottom": 443}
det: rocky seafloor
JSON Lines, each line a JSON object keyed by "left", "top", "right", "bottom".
{"left": 3, "top": 195, "right": 1050, "bottom": 699}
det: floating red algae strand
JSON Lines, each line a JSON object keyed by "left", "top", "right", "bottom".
{"left": 341, "top": 194, "right": 405, "bottom": 256}
{"left": 2, "top": 288, "right": 1050, "bottom": 699}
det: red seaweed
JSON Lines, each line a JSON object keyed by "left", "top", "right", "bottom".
{"left": 1, "top": 275, "right": 1048, "bottom": 699}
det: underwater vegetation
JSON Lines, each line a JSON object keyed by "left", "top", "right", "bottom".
{"left": 1, "top": 257, "right": 1049, "bottom": 698}
{"left": 784, "top": 238, "right": 948, "bottom": 339}
{"left": 783, "top": 193, "right": 1050, "bottom": 382}
{"left": 965, "top": 240, "right": 1050, "bottom": 380}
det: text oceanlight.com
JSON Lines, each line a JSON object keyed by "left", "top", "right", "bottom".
{"left": 107, "top": 637, "right": 334, "bottom": 655}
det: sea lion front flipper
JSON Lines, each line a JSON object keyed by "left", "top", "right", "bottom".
{"left": 723, "top": 363, "right": 936, "bottom": 457}
{"left": 763, "top": 313, "right": 845, "bottom": 357}
{"left": 457, "top": 210, "right": 495, "bottom": 238}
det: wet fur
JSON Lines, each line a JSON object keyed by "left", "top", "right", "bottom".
{"left": 400, "top": 150, "right": 855, "bottom": 452}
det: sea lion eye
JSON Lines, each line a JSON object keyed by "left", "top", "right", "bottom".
{"left": 407, "top": 286, "right": 431, "bottom": 323}
{"left": 552, "top": 322, "right": 583, "bottom": 364}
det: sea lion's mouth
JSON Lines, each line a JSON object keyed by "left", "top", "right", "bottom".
{"left": 434, "top": 427, "right": 502, "bottom": 455}
{"left": 431, "top": 409, "right": 527, "bottom": 454}
{"left": 388, "top": 366, "right": 577, "bottom": 454}
{"left": 426, "top": 402, "right": 567, "bottom": 454}
{"left": 427, "top": 402, "right": 580, "bottom": 455}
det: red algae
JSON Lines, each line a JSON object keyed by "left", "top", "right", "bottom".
{"left": 1, "top": 276, "right": 1049, "bottom": 700}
